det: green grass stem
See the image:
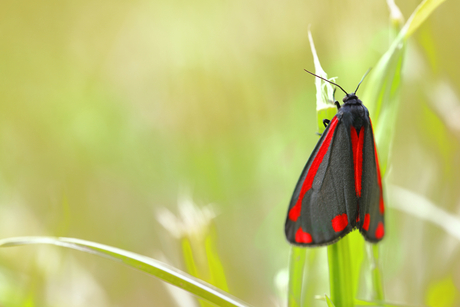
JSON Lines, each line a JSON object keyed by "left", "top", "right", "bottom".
{"left": 327, "top": 236, "right": 354, "bottom": 307}
{"left": 288, "top": 246, "right": 307, "bottom": 307}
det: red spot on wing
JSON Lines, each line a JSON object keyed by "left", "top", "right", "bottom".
{"left": 350, "top": 126, "right": 364, "bottom": 197}
{"left": 331, "top": 213, "right": 348, "bottom": 232}
{"left": 363, "top": 214, "right": 370, "bottom": 231}
{"left": 295, "top": 227, "right": 312, "bottom": 243}
{"left": 370, "top": 119, "right": 385, "bottom": 215}
{"left": 288, "top": 117, "right": 339, "bottom": 221}
{"left": 375, "top": 222, "right": 384, "bottom": 239}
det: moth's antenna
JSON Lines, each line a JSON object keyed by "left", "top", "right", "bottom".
{"left": 304, "top": 69, "right": 348, "bottom": 95}
{"left": 354, "top": 68, "right": 372, "bottom": 94}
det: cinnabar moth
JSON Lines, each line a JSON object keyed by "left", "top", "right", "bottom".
{"left": 285, "top": 70, "right": 384, "bottom": 246}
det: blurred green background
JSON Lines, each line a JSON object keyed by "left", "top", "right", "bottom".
{"left": 0, "top": 0, "right": 460, "bottom": 306}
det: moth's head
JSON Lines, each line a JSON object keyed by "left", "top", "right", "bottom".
{"left": 303, "top": 68, "right": 371, "bottom": 105}
{"left": 343, "top": 93, "right": 361, "bottom": 105}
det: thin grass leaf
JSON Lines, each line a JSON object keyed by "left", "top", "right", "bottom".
{"left": 288, "top": 246, "right": 307, "bottom": 307}
{"left": 371, "top": 245, "right": 384, "bottom": 301}
{"left": 366, "top": 0, "right": 449, "bottom": 113}
{"left": 403, "top": 0, "right": 448, "bottom": 39}
{"left": 182, "top": 238, "right": 214, "bottom": 307}
{"left": 308, "top": 30, "right": 338, "bottom": 135}
{"left": 325, "top": 295, "right": 336, "bottom": 307}
{"left": 355, "top": 298, "right": 418, "bottom": 307}
{"left": 347, "top": 231, "right": 365, "bottom": 300}
{"left": 359, "top": 0, "right": 448, "bottom": 299}
{"left": 388, "top": 185, "right": 460, "bottom": 240}
{"left": 0, "top": 236, "right": 251, "bottom": 307}
{"left": 182, "top": 238, "right": 200, "bottom": 277}
{"left": 205, "top": 233, "right": 229, "bottom": 292}
{"left": 363, "top": 0, "right": 448, "bottom": 175}
{"left": 361, "top": 42, "right": 403, "bottom": 177}
{"left": 354, "top": 300, "right": 380, "bottom": 307}
{"left": 327, "top": 236, "right": 354, "bottom": 307}
{"left": 301, "top": 249, "right": 323, "bottom": 307}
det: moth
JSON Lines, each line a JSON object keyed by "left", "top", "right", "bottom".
{"left": 285, "top": 70, "right": 384, "bottom": 246}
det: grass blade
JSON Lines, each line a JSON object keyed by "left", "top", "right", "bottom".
{"left": 354, "top": 298, "right": 418, "bottom": 307}
{"left": 0, "top": 236, "right": 251, "bottom": 307}
{"left": 288, "top": 246, "right": 307, "bottom": 307}
{"left": 389, "top": 185, "right": 460, "bottom": 240}
{"left": 308, "top": 30, "right": 338, "bottom": 135}
{"left": 327, "top": 236, "right": 354, "bottom": 307}
{"left": 370, "top": 244, "right": 385, "bottom": 301}
{"left": 358, "top": 0, "right": 448, "bottom": 302}
{"left": 404, "top": 0, "right": 448, "bottom": 39}
{"left": 325, "top": 295, "right": 336, "bottom": 307}
{"left": 363, "top": 0, "right": 448, "bottom": 176}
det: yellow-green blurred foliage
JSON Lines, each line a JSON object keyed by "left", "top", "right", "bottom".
{"left": 426, "top": 276, "right": 457, "bottom": 307}
{"left": 0, "top": 0, "right": 460, "bottom": 306}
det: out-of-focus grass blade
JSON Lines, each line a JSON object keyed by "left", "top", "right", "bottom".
{"left": 0, "top": 236, "right": 251, "bottom": 307}
{"left": 359, "top": 0, "right": 447, "bottom": 302}
{"left": 182, "top": 238, "right": 200, "bottom": 277}
{"left": 363, "top": 0, "right": 448, "bottom": 176}
{"left": 325, "top": 295, "right": 336, "bottom": 307}
{"left": 389, "top": 185, "right": 460, "bottom": 240}
{"left": 366, "top": 0, "right": 448, "bottom": 115}
{"left": 301, "top": 249, "right": 323, "bottom": 306}
{"left": 205, "top": 234, "right": 229, "bottom": 292}
{"left": 182, "top": 238, "right": 214, "bottom": 307}
{"left": 288, "top": 246, "right": 306, "bottom": 307}
{"left": 425, "top": 276, "right": 457, "bottom": 307}
{"left": 327, "top": 236, "right": 354, "bottom": 307}
{"left": 403, "top": 0, "right": 448, "bottom": 39}
{"left": 361, "top": 40, "right": 402, "bottom": 176}
{"left": 354, "top": 299, "right": 416, "bottom": 307}
{"left": 371, "top": 245, "right": 384, "bottom": 301}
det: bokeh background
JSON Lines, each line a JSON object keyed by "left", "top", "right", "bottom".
{"left": 0, "top": 0, "right": 459, "bottom": 306}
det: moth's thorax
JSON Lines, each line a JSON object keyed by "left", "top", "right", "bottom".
{"left": 337, "top": 95, "right": 368, "bottom": 129}
{"left": 342, "top": 93, "right": 362, "bottom": 105}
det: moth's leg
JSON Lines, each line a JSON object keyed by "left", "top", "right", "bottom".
{"left": 332, "top": 88, "right": 341, "bottom": 110}
{"left": 334, "top": 100, "right": 341, "bottom": 110}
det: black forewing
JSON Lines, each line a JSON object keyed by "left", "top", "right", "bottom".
{"left": 357, "top": 116, "right": 385, "bottom": 242}
{"left": 285, "top": 116, "right": 358, "bottom": 247}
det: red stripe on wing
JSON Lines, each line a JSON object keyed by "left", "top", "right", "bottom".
{"left": 370, "top": 119, "right": 385, "bottom": 214}
{"left": 350, "top": 126, "right": 364, "bottom": 197}
{"left": 288, "top": 117, "right": 339, "bottom": 221}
